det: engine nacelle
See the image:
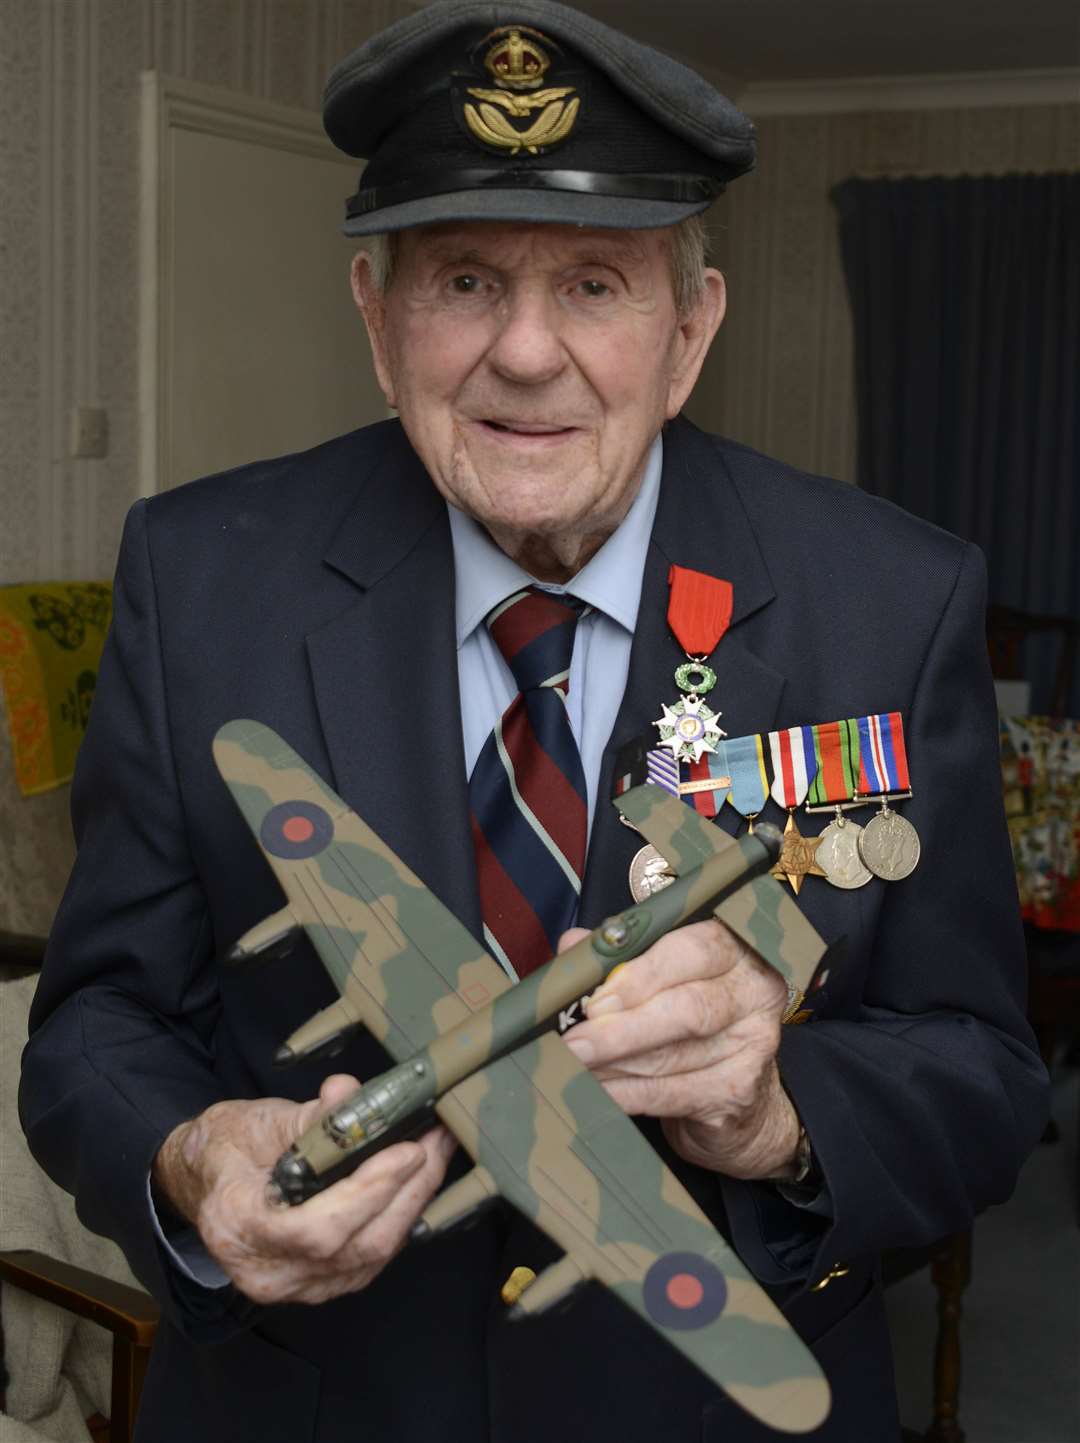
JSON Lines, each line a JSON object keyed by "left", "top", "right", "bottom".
{"left": 224, "top": 906, "right": 298, "bottom": 965}
{"left": 507, "top": 1255, "right": 591, "bottom": 1319}
{"left": 412, "top": 1166, "right": 498, "bottom": 1240}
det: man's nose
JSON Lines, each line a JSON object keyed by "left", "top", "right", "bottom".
{"left": 484, "top": 287, "right": 567, "bottom": 384}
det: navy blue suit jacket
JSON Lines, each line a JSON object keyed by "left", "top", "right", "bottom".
{"left": 21, "top": 417, "right": 1047, "bottom": 1442}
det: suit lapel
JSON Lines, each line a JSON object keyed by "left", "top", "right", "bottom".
{"left": 305, "top": 428, "right": 482, "bottom": 937}
{"left": 580, "top": 419, "right": 787, "bottom": 924}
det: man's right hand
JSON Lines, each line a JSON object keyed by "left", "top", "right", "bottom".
{"left": 152, "top": 1074, "right": 457, "bottom": 1305}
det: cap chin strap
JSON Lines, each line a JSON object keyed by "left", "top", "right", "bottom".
{"left": 346, "top": 167, "right": 724, "bottom": 218}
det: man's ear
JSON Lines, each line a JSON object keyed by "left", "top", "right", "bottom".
{"left": 350, "top": 251, "right": 398, "bottom": 409}
{"left": 665, "top": 268, "right": 726, "bottom": 420}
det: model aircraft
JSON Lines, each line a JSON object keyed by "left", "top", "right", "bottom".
{"left": 213, "top": 718, "right": 836, "bottom": 1434}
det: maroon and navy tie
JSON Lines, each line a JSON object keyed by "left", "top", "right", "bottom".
{"left": 469, "top": 588, "right": 590, "bottom": 979}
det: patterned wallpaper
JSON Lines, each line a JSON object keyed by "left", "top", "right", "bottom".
{"left": 687, "top": 102, "right": 1080, "bottom": 479}
{"left": 0, "top": 3, "right": 1076, "bottom": 934}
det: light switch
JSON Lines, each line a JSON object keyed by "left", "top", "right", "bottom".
{"left": 70, "top": 406, "right": 109, "bottom": 459}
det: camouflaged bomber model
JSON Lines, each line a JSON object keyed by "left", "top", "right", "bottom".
{"left": 213, "top": 719, "right": 836, "bottom": 1434}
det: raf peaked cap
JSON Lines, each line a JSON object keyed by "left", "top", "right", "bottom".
{"left": 323, "top": 0, "right": 756, "bottom": 233}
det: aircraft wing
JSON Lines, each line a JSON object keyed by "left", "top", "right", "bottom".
{"left": 213, "top": 719, "right": 512, "bottom": 1062}
{"left": 437, "top": 1029, "right": 830, "bottom": 1434}
{"left": 615, "top": 786, "right": 831, "bottom": 999}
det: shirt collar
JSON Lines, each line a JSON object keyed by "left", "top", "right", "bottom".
{"left": 448, "top": 435, "right": 663, "bottom": 646}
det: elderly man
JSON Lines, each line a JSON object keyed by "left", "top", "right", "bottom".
{"left": 21, "top": 3, "right": 1046, "bottom": 1441}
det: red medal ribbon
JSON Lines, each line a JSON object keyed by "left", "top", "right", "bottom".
{"left": 667, "top": 566, "right": 733, "bottom": 656}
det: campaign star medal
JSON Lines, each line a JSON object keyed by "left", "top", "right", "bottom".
{"left": 766, "top": 725, "right": 825, "bottom": 892}
{"left": 653, "top": 567, "right": 732, "bottom": 765}
{"left": 463, "top": 27, "right": 581, "bottom": 155}
{"left": 770, "top": 811, "right": 826, "bottom": 895}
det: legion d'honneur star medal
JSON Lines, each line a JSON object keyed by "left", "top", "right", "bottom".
{"left": 652, "top": 566, "right": 732, "bottom": 764}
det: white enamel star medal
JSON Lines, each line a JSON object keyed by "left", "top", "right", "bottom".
{"left": 653, "top": 568, "right": 733, "bottom": 767}
{"left": 654, "top": 686, "right": 726, "bottom": 764}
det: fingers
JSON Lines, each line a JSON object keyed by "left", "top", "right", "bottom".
{"left": 206, "top": 1132, "right": 452, "bottom": 1304}
{"left": 346, "top": 1126, "right": 456, "bottom": 1261}
{"left": 570, "top": 971, "right": 781, "bottom": 1069}
{"left": 587, "top": 919, "right": 750, "bottom": 1014}
{"left": 565, "top": 923, "right": 783, "bottom": 1072}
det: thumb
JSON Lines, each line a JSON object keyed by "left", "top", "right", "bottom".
{"left": 318, "top": 1072, "right": 363, "bottom": 1109}
{"left": 557, "top": 927, "right": 591, "bottom": 954}
{"left": 289, "top": 1073, "right": 363, "bottom": 1140}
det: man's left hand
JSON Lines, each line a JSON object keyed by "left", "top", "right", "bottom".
{"left": 559, "top": 919, "right": 801, "bottom": 1181}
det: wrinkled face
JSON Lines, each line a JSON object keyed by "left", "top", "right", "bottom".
{"left": 354, "top": 223, "right": 723, "bottom": 552}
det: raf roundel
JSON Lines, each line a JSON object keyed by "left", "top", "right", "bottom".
{"left": 643, "top": 1251, "right": 728, "bottom": 1331}
{"left": 260, "top": 800, "right": 334, "bottom": 859}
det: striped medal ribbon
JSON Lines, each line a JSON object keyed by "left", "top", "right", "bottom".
{"left": 805, "top": 719, "right": 874, "bottom": 890}
{"left": 766, "top": 726, "right": 825, "bottom": 893}
{"left": 469, "top": 588, "right": 590, "bottom": 980}
{"left": 855, "top": 712, "right": 920, "bottom": 881}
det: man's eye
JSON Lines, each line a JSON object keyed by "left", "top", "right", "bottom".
{"left": 449, "top": 274, "right": 484, "bottom": 294}
{"left": 576, "top": 279, "right": 612, "bottom": 300}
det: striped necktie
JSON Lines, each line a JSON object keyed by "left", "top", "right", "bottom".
{"left": 469, "top": 588, "right": 590, "bottom": 980}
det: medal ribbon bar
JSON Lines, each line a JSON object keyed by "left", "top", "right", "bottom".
{"left": 666, "top": 565, "right": 733, "bottom": 655}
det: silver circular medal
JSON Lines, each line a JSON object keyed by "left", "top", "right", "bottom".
{"left": 628, "top": 844, "right": 677, "bottom": 903}
{"left": 815, "top": 818, "right": 874, "bottom": 889}
{"left": 858, "top": 809, "right": 921, "bottom": 881}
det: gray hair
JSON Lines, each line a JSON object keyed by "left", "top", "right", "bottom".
{"left": 361, "top": 213, "right": 710, "bottom": 315}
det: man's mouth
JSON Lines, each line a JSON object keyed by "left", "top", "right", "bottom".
{"left": 478, "top": 419, "right": 579, "bottom": 440}
{"left": 485, "top": 418, "right": 574, "bottom": 432}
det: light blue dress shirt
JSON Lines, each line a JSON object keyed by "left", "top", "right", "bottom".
{"left": 450, "top": 435, "right": 662, "bottom": 838}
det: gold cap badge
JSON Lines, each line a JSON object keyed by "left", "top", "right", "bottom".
{"left": 485, "top": 28, "right": 550, "bottom": 89}
{"left": 463, "top": 26, "right": 580, "bottom": 156}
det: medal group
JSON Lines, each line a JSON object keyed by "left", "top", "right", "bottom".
{"left": 615, "top": 566, "right": 922, "bottom": 904}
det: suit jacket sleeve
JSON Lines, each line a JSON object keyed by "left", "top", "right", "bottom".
{"left": 720, "top": 540, "right": 1049, "bottom": 1286}
{"left": 19, "top": 499, "right": 256, "bottom": 1341}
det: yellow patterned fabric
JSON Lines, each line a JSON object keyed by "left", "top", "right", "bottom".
{"left": 0, "top": 582, "right": 112, "bottom": 796}
{"left": 1000, "top": 715, "right": 1080, "bottom": 933}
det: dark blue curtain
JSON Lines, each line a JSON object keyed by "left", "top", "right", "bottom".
{"left": 833, "top": 173, "right": 1080, "bottom": 713}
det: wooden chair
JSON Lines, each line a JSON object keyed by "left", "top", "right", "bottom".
{"left": 886, "top": 1232, "right": 973, "bottom": 1443}
{"left": 1, "top": 934, "right": 160, "bottom": 1443}
{"left": 0, "top": 1252, "right": 159, "bottom": 1443}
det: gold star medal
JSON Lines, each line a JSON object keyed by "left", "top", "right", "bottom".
{"left": 770, "top": 811, "right": 826, "bottom": 895}
{"left": 766, "top": 725, "right": 826, "bottom": 891}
